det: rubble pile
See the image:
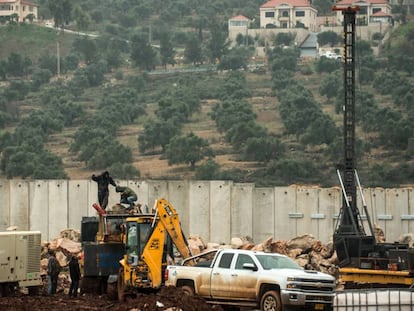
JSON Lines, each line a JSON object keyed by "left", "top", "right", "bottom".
{"left": 187, "top": 233, "right": 340, "bottom": 279}
{"left": 41, "top": 228, "right": 82, "bottom": 293}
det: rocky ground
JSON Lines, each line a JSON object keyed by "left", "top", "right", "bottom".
{"left": 0, "top": 286, "right": 224, "bottom": 311}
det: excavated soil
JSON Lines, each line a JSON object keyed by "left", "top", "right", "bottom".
{"left": 0, "top": 286, "right": 224, "bottom": 311}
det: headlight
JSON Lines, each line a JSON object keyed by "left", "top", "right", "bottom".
{"left": 287, "top": 277, "right": 299, "bottom": 282}
{"left": 286, "top": 283, "right": 299, "bottom": 289}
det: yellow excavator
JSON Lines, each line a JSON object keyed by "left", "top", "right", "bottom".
{"left": 116, "top": 198, "right": 195, "bottom": 301}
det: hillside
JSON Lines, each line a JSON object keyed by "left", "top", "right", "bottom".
{"left": 0, "top": 22, "right": 413, "bottom": 187}
{"left": 44, "top": 69, "right": 278, "bottom": 181}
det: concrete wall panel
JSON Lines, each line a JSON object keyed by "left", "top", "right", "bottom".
{"left": 368, "top": 188, "right": 387, "bottom": 235}
{"left": 188, "top": 181, "right": 210, "bottom": 241}
{"left": 88, "top": 181, "right": 98, "bottom": 217}
{"left": 48, "top": 180, "right": 68, "bottom": 239}
{"left": 386, "top": 188, "right": 409, "bottom": 241}
{"left": 107, "top": 186, "right": 119, "bottom": 209}
{"left": 319, "top": 188, "right": 341, "bottom": 242}
{"left": 68, "top": 181, "right": 89, "bottom": 231}
{"left": 231, "top": 183, "right": 254, "bottom": 238}
{"left": 148, "top": 181, "right": 169, "bottom": 209}
{"left": 253, "top": 188, "right": 274, "bottom": 244}
{"left": 361, "top": 188, "right": 375, "bottom": 235}
{"left": 296, "top": 188, "right": 319, "bottom": 237}
{"left": 30, "top": 181, "right": 49, "bottom": 240}
{"left": 167, "top": 181, "right": 189, "bottom": 235}
{"left": 0, "top": 180, "right": 9, "bottom": 230}
{"left": 210, "top": 181, "right": 232, "bottom": 244}
{"left": 9, "top": 180, "right": 29, "bottom": 230}
{"left": 409, "top": 189, "right": 414, "bottom": 233}
{"left": 398, "top": 188, "right": 413, "bottom": 235}
{"left": 135, "top": 181, "right": 149, "bottom": 209}
{"left": 274, "top": 187, "right": 296, "bottom": 240}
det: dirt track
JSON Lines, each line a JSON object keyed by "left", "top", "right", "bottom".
{"left": 0, "top": 286, "right": 224, "bottom": 311}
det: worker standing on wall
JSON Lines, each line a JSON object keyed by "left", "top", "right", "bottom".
{"left": 91, "top": 171, "right": 117, "bottom": 210}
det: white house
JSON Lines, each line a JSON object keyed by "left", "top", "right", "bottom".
{"left": 0, "top": 0, "right": 38, "bottom": 22}
{"left": 260, "top": 0, "right": 318, "bottom": 31}
{"left": 228, "top": 15, "right": 251, "bottom": 44}
{"left": 333, "top": 0, "right": 392, "bottom": 25}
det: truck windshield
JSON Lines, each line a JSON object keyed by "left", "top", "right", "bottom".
{"left": 256, "top": 254, "right": 302, "bottom": 270}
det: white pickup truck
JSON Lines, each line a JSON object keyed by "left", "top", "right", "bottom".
{"left": 165, "top": 249, "right": 336, "bottom": 311}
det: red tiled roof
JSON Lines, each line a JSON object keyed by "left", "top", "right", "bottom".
{"left": 372, "top": 10, "right": 389, "bottom": 16}
{"left": 0, "top": 0, "right": 38, "bottom": 5}
{"left": 22, "top": 1, "right": 39, "bottom": 6}
{"left": 261, "top": 0, "right": 312, "bottom": 8}
{"left": 335, "top": 0, "right": 388, "bottom": 5}
{"left": 230, "top": 15, "right": 250, "bottom": 20}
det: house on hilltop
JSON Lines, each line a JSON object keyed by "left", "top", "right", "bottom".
{"left": 333, "top": 0, "right": 392, "bottom": 25}
{"left": 228, "top": 15, "right": 251, "bottom": 44}
{"left": 260, "top": 0, "right": 318, "bottom": 31}
{"left": 0, "top": 0, "right": 38, "bottom": 23}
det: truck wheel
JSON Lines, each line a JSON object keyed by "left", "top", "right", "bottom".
{"left": 260, "top": 290, "right": 282, "bottom": 311}
{"left": 181, "top": 285, "right": 195, "bottom": 296}
{"left": 117, "top": 268, "right": 125, "bottom": 302}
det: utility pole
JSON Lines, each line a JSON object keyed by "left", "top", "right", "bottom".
{"left": 57, "top": 41, "right": 61, "bottom": 78}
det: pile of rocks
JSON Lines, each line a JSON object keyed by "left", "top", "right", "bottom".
{"left": 41, "top": 228, "right": 82, "bottom": 293}
{"left": 187, "top": 234, "right": 339, "bottom": 279}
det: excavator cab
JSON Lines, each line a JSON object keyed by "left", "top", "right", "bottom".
{"left": 124, "top": 215, "right": 174, "bottom": 267}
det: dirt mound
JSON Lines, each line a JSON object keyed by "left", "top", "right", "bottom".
{"left": 0, "top": 286, "right": 223, "bottom": 311}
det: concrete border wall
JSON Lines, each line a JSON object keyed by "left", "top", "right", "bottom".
{"left": 1, "top": 179, "right": 413, "bottom": 243}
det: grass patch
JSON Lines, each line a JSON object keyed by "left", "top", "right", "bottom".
{"left": 0, "top": 23, "right": 75, "bottom": 60}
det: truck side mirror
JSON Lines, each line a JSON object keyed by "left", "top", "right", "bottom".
{"left": 243, "top": 263, "right": 258, "bottom": 271}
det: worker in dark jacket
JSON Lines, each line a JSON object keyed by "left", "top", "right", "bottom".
{"left": 68, "top": 256, "right": 81, "bottom": 298}
{"left": 47, "top": 251, "right": 60, "bottom": 295}
{"left": 92, "top": 171, "right": 117, "bottom": 210}
{"left": 116, "top": 185, "right": 138, "bottom": 210}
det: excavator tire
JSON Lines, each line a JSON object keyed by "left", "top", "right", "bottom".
{"left": 117, "top": 267, "right": 125, "bottom": 302}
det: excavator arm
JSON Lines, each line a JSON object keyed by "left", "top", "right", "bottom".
{"left": 154, "top": 198, "right": 193, "bottom": 260}
{"left": 140, "top": 199, "right": 194, "bottom": 287}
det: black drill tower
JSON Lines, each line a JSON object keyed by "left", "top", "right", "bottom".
{"left": 332, "top": 7, "right": 376, "bottom": 267}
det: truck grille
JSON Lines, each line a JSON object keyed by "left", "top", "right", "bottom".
{"left": 306, "top": 295, "right": 334, "bottom": 302}
{"left": 301, "top": 284, "right": 335, "bottom": 292}
{"left": 289, "top": 278, "right": 335, "bottom": 293}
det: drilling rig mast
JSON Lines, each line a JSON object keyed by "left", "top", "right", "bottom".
{"left": 333, "top": 6, "right": 376, "bottom": 268}
{"left": 332, "top": 7, "right": 414, "bottom": 288}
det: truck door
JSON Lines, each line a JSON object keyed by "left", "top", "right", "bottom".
{"left": 211, "top": 252, "right": 258, "bottom": 300}
{"left": 210, "top": 252, "right": 235, "bottom": 298}
{"left": 232, "top": 253, "right": 258, "bottom": 299}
